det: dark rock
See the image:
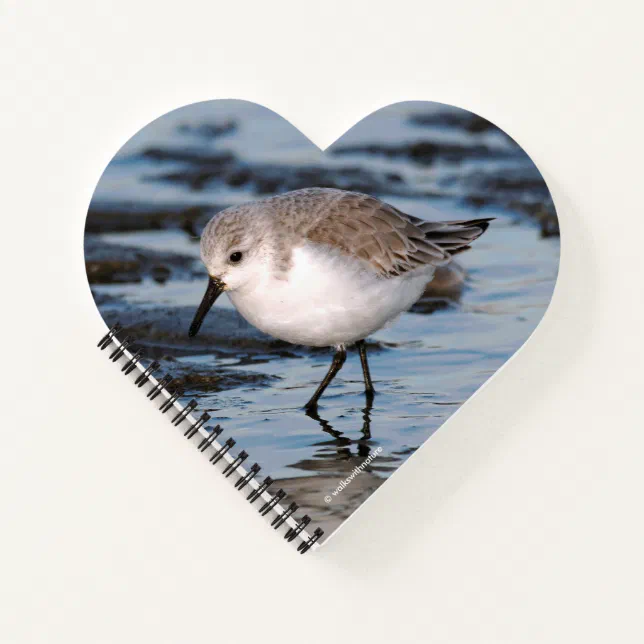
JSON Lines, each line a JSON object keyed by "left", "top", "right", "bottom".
{"left": 86, "top": 259, "right": 142, "bottom": 284}
{"left": 254, "top": 176, "right": 282, "bottom": 195}
{"left": 410, "top": 265, "right": 465, "bottom": 314}
{"left": 409, "top": 109, "right": 500, "bottom": 134}
{"left": 151, "top": 264, "right": 171, "bottom": 284}
{"left": 424, "top": 263, "right": 466, "bottom": 297}
{"left": 85, "top": 236, "right": 198, "bottom": 285}
{"left": 176, "top": 120, "right": 236, "bottom": 139}
{"left": 99, "top": 304, "right": 279, "bottom": 355}
{"left": 148, "top": 159, "right": 413, "bottom": 198}
{"left": 332, "top": 140, "right": 515, "bottom": 166}
{"left": 410, "top": 297, "right": 456, "bottom": 315}
{"left": 91, "top": 289, "right": 121, "bottom": 306}
{"left": 537, "top": 210, "right": 560, "bottom": 238}
{"left": 172, "top": 368, "right": 276, "bottom": 393}
{"left": 455, "top": 169, "right": 551, "bottom": 198}
{"left": 441, "top": 165, "right": 558, "bottom": 233}
{"left": 225, "top": 167, "right": 252, "bottom": 187}
{"left": 140, "top": 147, "right": 235, "bottom": 166}
{"left": 85, "top": 202, "right": 222, "bottom": 233}
{"left": 115, "top": 349, "right": 276, "bottom": 397}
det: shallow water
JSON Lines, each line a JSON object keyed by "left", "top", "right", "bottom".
{"left": 87, "top": 100, "right": 559, "bottom": 540}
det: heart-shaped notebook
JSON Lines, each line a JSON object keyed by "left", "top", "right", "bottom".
{"left": 86, "top": 100, "right": 559, "bottom": 550}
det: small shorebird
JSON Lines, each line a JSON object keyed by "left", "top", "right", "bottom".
{"left": 189, "top": 188, "right": 492, "bottom": 410}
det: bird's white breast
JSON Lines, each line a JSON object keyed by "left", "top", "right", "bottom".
{"left": 229, "top": 243, "right": 433, "bottom": 347}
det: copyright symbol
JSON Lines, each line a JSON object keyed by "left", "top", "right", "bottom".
{"left": 324, "top": 495, "right": 332, "bottom": 504}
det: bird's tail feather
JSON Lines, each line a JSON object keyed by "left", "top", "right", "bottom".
{"left": 419, "top": 218, "right": 494, "bottom": 256}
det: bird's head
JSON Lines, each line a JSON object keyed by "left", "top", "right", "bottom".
{"left": 188, "top": 203, "right": 273, "bottom": 337}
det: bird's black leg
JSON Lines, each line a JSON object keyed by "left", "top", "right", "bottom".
{"left": 304, "top": 346, "right": 347, "bottom": 411}
{"left": 356, "top": 339, "right": 375, "bottom": 402}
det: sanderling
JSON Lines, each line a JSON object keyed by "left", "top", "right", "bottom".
{"left": 189, "top": 188, "right": 492, "bottom": 410}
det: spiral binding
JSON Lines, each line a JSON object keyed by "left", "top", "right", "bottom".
{"left": 98, "top": 324, "right": 323, "bottom": 554}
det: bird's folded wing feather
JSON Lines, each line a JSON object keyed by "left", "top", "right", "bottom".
{"left": 303, "top": 192, "right": 490, "bottom": 278}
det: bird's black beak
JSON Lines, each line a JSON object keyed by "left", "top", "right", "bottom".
{"left": 189, "top": 276, "right": 225, "bottom": 337}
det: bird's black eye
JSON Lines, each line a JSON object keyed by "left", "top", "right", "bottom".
{"left": 229, "top": 251, "right": 243, "bottom": 263}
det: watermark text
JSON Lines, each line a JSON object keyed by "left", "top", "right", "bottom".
{"left": 324, "top": 447, "right": 383, "bottom": 503}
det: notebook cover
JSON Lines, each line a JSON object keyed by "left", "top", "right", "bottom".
{"left": 85, "top": 100, "right": 559, "bottom": 547}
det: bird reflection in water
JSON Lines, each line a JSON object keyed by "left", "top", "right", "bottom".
{"left": 304, "top": 397, "right": 373, "bottom": 459}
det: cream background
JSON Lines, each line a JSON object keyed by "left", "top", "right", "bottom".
{"left": 1, "top": 1, "right": 642, "bottom": 642}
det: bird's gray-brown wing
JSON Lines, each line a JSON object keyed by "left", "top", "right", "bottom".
{"left": 301, "top": 191, "right": 491, "bottom": 277}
